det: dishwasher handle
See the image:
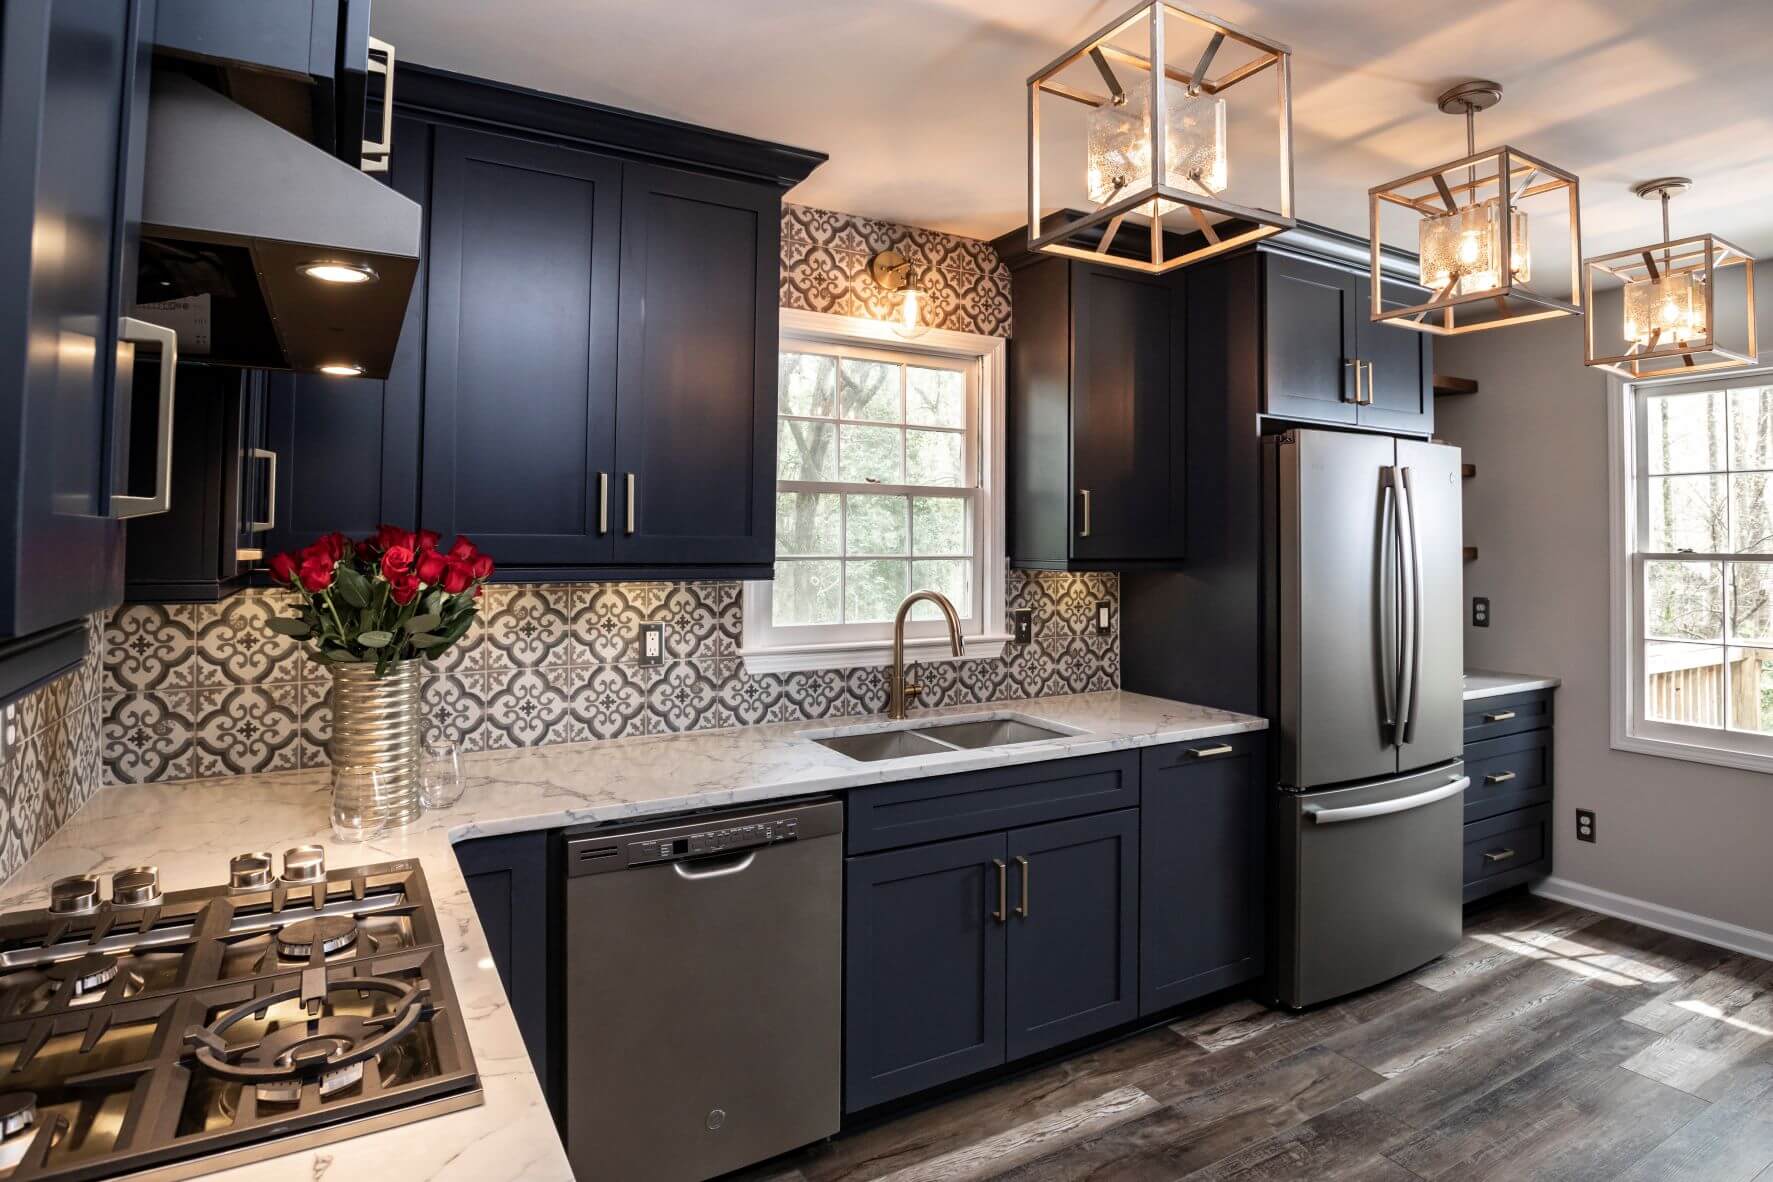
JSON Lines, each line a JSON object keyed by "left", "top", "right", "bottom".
{"left": 672, "top": 852, "right": 756, "bottom": 880}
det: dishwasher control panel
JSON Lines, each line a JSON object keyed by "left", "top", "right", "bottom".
{"left": 627, "top": 817, "right": 798, "bottom": 866}
{"left": 565, "top": 800, "right": 842, "bottom": 877}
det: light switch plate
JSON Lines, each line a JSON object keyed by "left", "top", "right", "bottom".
{"left": 1012, "top": 609, "right": 1033, "bottom": 645}
{"left": 639, "top": 623, "right": 665, "bottom": 666}
{"left": 1094, "top": 600, "right": 1112, "bottom": 635}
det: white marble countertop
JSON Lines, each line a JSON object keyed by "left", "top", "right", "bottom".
{"left": 1463, "top": 669, "right": 1562, "bottom": 701}
{"left": 0, "top": 690, "right": 1264, "bottom": 1181}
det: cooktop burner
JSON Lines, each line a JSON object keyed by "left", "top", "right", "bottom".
{"left": 0, "top": 855, "right": 479, "bottom": 1180}
{"left": 275, "top": 914, "right": 360, "bottom": 960}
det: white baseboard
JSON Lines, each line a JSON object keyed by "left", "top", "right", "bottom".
{"left": 1533, "top": 876, "right": 1773, "bottom": 962}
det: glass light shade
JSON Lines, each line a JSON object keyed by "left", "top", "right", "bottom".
{"left": 890, "top": 286, "right": 931, "bottom": 340}
{"left": 1416, "top": 199, "right": 1529, "bottom": 294}
{"left": 1085, "top": 77, "right": 1226, "bottom": 209}
{"left": 1623, "top": 268, "right": 1708, "bottom": 347}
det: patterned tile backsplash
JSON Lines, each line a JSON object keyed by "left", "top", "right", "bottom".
{"left": 102, "top": 571, "right": 1119, "bottom": 785}
{"left": 0, "top": 617, "right": 105, "bottom": 882}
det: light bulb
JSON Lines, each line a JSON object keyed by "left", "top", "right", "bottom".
{"left": 1457, "top": 232, "right": 1483, "bottom": 266}
{"left": 891, "top": 286, "right": 930, "bottom": 340}
{"left": 319, "top": 362, "right": 365, "bottom": 377}
{"left": 301, "top": 261, "right": 377, "bottom": 284}
{"left": 1622, "top": 269, "right": 1707, "bottom": 348}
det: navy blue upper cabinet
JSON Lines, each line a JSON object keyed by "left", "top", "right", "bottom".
{"left": 0, "top": 0, "right": 160, "bottom": 693}
{"left": 613, "top": 165, "right": 778, "bottom": 569}
{"left": 422, "top": 128, "right": 621, "bottom": 567}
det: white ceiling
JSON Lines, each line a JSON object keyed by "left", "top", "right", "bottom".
{"left": 377, "top": 0, "right": 1773, "bottom": 258}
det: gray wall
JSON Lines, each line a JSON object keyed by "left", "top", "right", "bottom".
{"left": 1436, "top": 259, "right": 1772, "bottom": 935}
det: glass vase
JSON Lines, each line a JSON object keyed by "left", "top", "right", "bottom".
{"left": 327, "top": 660, "right": 422, "bottom": 827}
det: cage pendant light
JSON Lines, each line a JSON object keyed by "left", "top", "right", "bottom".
{"left": 1583, "top": 178, "right": 1757, "bottom": 379}
{"left": 1026, "top": 0, "right": 1294, "bottom": 273}
{"left": 1368, "top": 80, "right": 1582, "bottom": 335}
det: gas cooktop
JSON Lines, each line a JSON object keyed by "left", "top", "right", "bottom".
{"left": 0, "top": 852, "right": 480, "bottom": 1181}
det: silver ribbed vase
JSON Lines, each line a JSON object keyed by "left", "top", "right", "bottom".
{"left": 327, "top": 661, "right": 422, "bottom": 827}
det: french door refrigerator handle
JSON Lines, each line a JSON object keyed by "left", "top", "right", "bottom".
{"left": 1401, "top": 465, "right": 1425, "bottom": 744}
{"left": 1378, "top": 476, "right": 1397, "bottom": 731}
{"left": 1391, "top": 466, "right": 1416, "bottom": 744}
{"left": 1304, "top": 775, "right": 1469, "bottom": 824}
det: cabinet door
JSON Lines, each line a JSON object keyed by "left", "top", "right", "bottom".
{"left": 455, "top": 832, "right": 555, "bottom": 1103}
{"left": 264, "top": 115, "right": 426, "bottom": 555}
{"left": 0, "top": 0, "right": 151, "bottom": 636}
{"left": 844, "top": 833, "right": 1007, "bottom": 1111}
{"left": 424, "top": 126, "right": 620, "bottom": 565}
{"left": 613, "top": 164, "right": 777, "bottom": 567}
{"left": 1262, "top": 254, "right": 1358, "bottom": 426}
{"left": 1355, "top": 276, "right": 1434, "bottom": 435}
{"left": 1069, "top": 264, "right": 1183, "bottom": 562}
{"left": 1004, "top": 809, "right": 1138, "bottom": 1059}
{"left": 1140, "top": 736, "right": 1265, "bottom": 1013}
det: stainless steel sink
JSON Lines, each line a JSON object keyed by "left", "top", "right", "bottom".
{"left": 915, "top": 718, "right": 1069, "bottom": 749}
{"left": 806, "top": 713, "right": 1079, "bottom": 762}
{"left": 811, "top": 729, "right": 953, "bottom": 762}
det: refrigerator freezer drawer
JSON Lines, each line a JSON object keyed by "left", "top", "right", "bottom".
{"left": 1270, "top": 761, "right": 1465, "bottom": 1009}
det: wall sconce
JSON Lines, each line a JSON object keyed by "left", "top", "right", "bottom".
{"left": 868, "top": 249, "right": 931, "bottom": 339}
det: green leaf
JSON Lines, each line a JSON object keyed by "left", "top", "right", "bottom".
{"left": 357, "top": 630, "right": 395, "bottom": 648}
{"left": 406, "top": 632, "right": 449, "bottom": 648}
{"left": 403, "top": 613, "right": 441, "bottom": 634}
{"left": 334, "top": 567, "right": 370, "bottom": 608}
{"left": 425, "top": 589, "right": 446, "bottom": 615}
{"left": 265, "top": 617, "right": 311, "bottom": 637}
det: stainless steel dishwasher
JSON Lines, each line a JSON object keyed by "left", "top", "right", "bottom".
{"left": 563, "top": 799, "right": 843, "bottom": 1182}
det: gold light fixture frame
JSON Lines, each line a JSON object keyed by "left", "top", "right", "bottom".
{"left": 1583, "top": 178, "right": 1757, "bottom": 379}
{"left": 1026, "top": 0, "right": 1295, "bottom": 273}
{"left": 1368, "top": 81, "right": 1583, "bottom": 335}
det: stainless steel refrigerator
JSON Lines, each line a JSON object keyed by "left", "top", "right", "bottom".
{"left": 1265, "top": 428, "right": 1469, "bottom": 1009}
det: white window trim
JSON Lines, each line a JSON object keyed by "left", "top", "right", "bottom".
{"left": 740, "top": 309, "right": 1010, "bottom": 675}
{"left": 1609, "top": 363, "right": 1773, "bottom": 773}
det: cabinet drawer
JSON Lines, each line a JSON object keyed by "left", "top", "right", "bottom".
{"left": 845, "top": 752, "right": 1139, "bottom": 855}
{"left": 1462, "top": 805, "right": 1551, "bottom": 902}
{"left": 1463, "top": 730, "right": 1552, "bottom": 822}
{"left": 1463, "top": 689, "right": 1554, "bottom": 743}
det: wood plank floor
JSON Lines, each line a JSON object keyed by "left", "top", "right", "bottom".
{"left": 734, "top": 894, "right": 1773, "bottom": 1182}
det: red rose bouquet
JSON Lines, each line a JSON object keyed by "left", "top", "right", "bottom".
{"left": 263, "top": 526, "right": 495, "bottom": 676}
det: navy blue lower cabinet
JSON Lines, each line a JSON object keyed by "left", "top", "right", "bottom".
{"left": 1005, "top": 809, "right": 1139, "bottom": 1060}
{"left": 843, "top": 833, "right": 1007, "bottom": 1113}
{"left": 454, "top": 832, "right": 555, "bottom": 1105}
{"left": 1139, "top": 734, "right": 1266, "bottom": 1014}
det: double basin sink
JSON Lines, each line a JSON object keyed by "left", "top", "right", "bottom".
{"left": 805, "top": 713, "right": 1080, "bottom": 763}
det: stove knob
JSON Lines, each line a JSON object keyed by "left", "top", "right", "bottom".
{"left": 229, "top": 851, "right": 275, "bottom": 890}
{"left": 47, "top": 875, "right": 101, "bottom": 916}
{"left": 111, "top": 865, "right": 162, "bottom": 908}
{"left": 281, "top": 845, "right": 326, "bottom": 884}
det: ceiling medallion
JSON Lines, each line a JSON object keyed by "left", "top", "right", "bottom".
{"left": 1582, "top": 178, "right": 1757, "bottom": 379}
{"left": 1368, "top": 80, "right": 1582, "bottom": 335}
{"left": 1026, "top": 1, "right": 1294, "bottom": 273}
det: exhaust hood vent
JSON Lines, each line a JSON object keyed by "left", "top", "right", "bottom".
{"left": 138, "top": 74, "right": 421, "bottom": 378}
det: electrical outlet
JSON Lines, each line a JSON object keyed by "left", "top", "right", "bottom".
{"left": 1094, "top": 600, "right": 1112, "bottom": 635}
{"left": 1012, "top": 609, "right": 1033, "bottom": 645}
{"left": 1576, "top": 808, "right": 1596, "bottom": 843}
{"left": 639, "top": 623, "right": 665, "bottom": 666}
{"left": 1472, "top": 596, "right": 1490, "bottom": 628}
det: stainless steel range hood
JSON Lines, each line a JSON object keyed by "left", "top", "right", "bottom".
{"left": 138, "top": 73, "right": 420, "bottom": 378}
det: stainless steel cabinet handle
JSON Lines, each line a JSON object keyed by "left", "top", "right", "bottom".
{"left": 992, "top": 858, "right": 1008, "bottom": 923}
{"left": 246, "top": 449, "right": 277, "bottom": 532}
{"left": 1079, "top": 488, "right": 1092, "bottom": 537}
{"left": 1364, "top": 361, "right": 1376, "bottom": 404}
{"left": 1484, "top": 770, "right": 1517, "bottom": 785}
{"left": 1013, "top": 856, "right": 1030, "bottom": 919}
{"left": 112, "top": 317, "right": 179, "bottom": 518}
{"left": 1186, "top": 743, "right": 1235, "bottom": 759}
{"left": 361, "top": 37, "right": 396, "bottom": 172}
{"left": 1484, "top": 710, "right": 1516, "bottom": 723}
{"left": 597, "top": 472, "right": 609, "bottom": 535}
{"left": 1482, "top": 847, "right": 1517, "bottom": 864}
{"left": 1305, "top": 775, "right": 1468, "bottom": 824}
{"left": 1345, "top": 359, "right": 1361, "bottom": 404}
{"left": 625, "top": 473, "right": 637, "bottom": 535}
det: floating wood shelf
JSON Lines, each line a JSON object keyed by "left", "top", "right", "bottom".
{"left": 1463, "top": 546, "right": 1479, "bottom": 562}
{"left": 1434, "top": 374, "right": 1479, "bottom": 397}
{"left": 1461, "top": 464, "right": 1476, "bottom": 479}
